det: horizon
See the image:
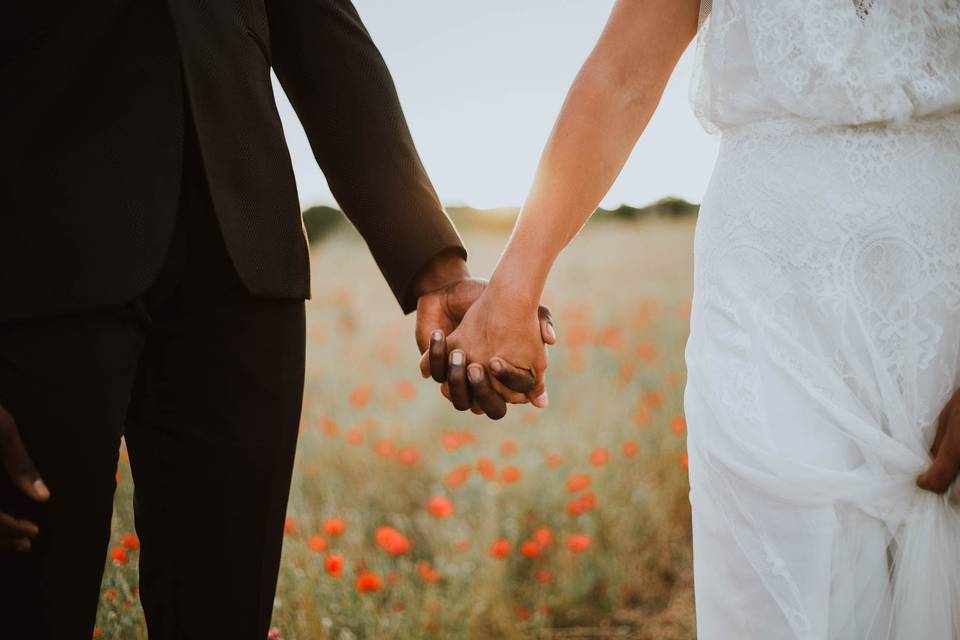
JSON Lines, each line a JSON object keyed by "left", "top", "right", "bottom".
{"left": 273, "top": 0, "right": 719, "bottom": 211}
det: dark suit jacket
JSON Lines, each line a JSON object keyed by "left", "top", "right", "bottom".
{"left": 1, "top": 0, "right": 465, "bottom": 321}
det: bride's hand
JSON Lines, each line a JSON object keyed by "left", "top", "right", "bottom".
{"left": 443, "top": 285, "right": 551, "bottom": 409}
{"left": 918, "top": 388, "right": 960, "bottom": 495}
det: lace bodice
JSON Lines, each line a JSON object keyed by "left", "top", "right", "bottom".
{"left": 691, "top": 0, "right": 960, "bottom": 133}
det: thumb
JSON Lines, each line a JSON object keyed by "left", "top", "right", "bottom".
{"left": 0, "top": 406, "right": 49, "bottom": 502}
{"left": 917, "top": 447, "right": 960, "bottom": 494}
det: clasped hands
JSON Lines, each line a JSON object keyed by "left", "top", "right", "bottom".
{"left": 415, "top": 277, "right": 554, "bottom": 420}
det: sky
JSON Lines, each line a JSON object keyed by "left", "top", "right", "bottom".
{"left": 272, "top": 0, "right": 719, "bottom": 210}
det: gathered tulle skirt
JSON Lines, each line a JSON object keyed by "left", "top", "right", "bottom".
{"left": 684, "top": 113, "right": 960, "bottom": 639}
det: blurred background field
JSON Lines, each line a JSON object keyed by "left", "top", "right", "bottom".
{"left": 96, "top": 207, "right": 698, "bottom": 639}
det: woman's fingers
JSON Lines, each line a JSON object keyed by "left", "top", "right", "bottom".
{"left": 447, "top": 350, "right": 472, "bottom": 411}
{"left": 919, "top": 400, "right": 959, "bottom": 493}
{"left": 467, "top": 365, "right": 508, "bottom": 420}
{"left": 917, "top": 449, "right": 960, "bottom": 494}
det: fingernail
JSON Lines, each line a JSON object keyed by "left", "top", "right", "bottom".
{"left": 14, "top": 538, "right": 31, "bottom": 552}
{"left": 546, "top": 323, "right": 557, "bottom": 342}
{"left": 22, "top": 521, "right": 39, "bottom": 537}
{"left": 489, "top": 359, "right": 503, "bottom": 372}
{"left": 468, "top": 365, "right": 483, "bottom": 383}
{"left": 33, "top": 479, "right": 50, "bottom": 500}
{"left": 451, "top": 351, "right": 464, "bottom": 366}
{"left": 432, "top": 330, "right": 443, "bottom": 342}
{"left": 535, "top": 392, "right": 549, "bottom": 408}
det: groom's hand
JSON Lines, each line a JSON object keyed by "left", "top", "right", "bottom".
{"left": 412, "top": 251, "right": 554, "bottom": 419}
{"left": 0, "top": 402, "right": 49, "bottom": 551}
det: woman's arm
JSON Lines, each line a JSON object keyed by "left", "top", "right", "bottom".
{"left": 491, "top": 0, "right": 699, "bottom": 304}
{"left": 437, "top": 0, "right": 701, "bottom": 404}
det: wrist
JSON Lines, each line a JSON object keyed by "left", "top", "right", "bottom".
{"left": 411, "top": 247, "right": 470, "bottom": 299}
{"left": 489, "top": 249, "right": 549, "bottom": 308}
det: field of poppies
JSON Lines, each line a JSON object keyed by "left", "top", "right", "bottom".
{"left": 95, "top": 214, "right": 697, "bottom": 639}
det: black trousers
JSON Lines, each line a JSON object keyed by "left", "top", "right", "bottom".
{"left": 0, "top": 109, "right": 306, "bottom": 639}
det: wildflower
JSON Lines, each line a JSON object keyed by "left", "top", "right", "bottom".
{"left": 566, "top": 534, "right": 592, "bottom": 552}
{"left": 500, "top": 465, "right": 522, "bottom": 483}
{"left": 671, "top": 414, "right": 687, "bottom": 435}
{"left": 623, "top": 441, "right": 640, "bottom": 457}
{"left": 477, "top": 457, "right": 497, "bottom": 480}
{"left": 546, "top": 453, "right": 564, "bottom": 468}
{"left": 634, "top": 406, "right": 651, "bottom": 427}
{"left": 349, "top": 385, "right": 371, "bottom": 408}
{"left": 319, "top": 417, "right": 339, "bottom": 436}
{"left": 397, "top": 446, "right": 420, "bottom": 465}
{"left": 355, "top": 571, "right": 383, "bottom": 593}
{"left": 589, "top": 447, "right": 609, "bottom": 466}
{"left": 444, "top": 464, "right": 471, "bottom": 488}
{"left": 500, "top": 440, "right": 518, "bottom": 457}
{"left": 533, "top": 527, "right": 553, "bottom": 547}
{"left": 641, "top": 389, "right": 663, "bottom": 409}
{"left": 636, "top": 341, "right": 658, "bottom": 362}
{"left": 579, "top": 492, "right": 597, "bottom": 511}
{"left": 566, "top": 473, "right": 591, "bottom": 493}
{"left": 417, "top": 561, "right": 440, "bottom": 582}
{"left": 565, "top": 499, "right": 586, "bottom": 516}
{"left": 535, "top": 569, "right": 552, "bottom": 584}
{"left": 325, "top": 554, "right": 345, "bottom": 577}
{"left": 110, "top": 547, "right": 128, "bottom": 565}
{"left": 489, "top": 539, "right": 511, "bottom": 559}
{"left": 520, "top": 541, "right": 542, "bottom": 558}
{"left": 375, "top": 526, "right": 411, "bottom": 555}
{"left": 395, "top": 380, "right": 417, "bottom": 400}
{"left": 345, "top": 426, "right": 365, "bottom": 445}
{"left": 307, "top": 535, "right": 328, "bottom": 552}
{"left": 283, "top": 516, "right": 298, "bottom": 536}
{"left": 428, "top": 495, "right": 453, "bottom": 519}
{"left": 373, "top": 438, "right": 395, "bottom": 458}
{"left": 680, "top": 451, "right": 689, "bottom": 469}
{"left": 120, "top": 532, "right": 140, "bottom": 551}
{"left": 323, "top": 517, "right": 347, "bottom": 536}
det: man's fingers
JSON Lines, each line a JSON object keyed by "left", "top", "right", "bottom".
{"left": 0, "top": 537, "right": 32, "bottom": 552}
{"left": 467, "top": 365, "right": 507, "bottom": 420}
{"left": 0, "top": 511, "right": 39, "bottom": 540}
{"left": 429, "top": 330, "right": 448, "bottom": 383}
{"left": 488, "top": 357, "right": 536, "bottom": 394}
{"left": 538, "top": 305, "right": 557, "bottom": 345}
{"left": 918, "top": 449, "right": 960, "bottom": 494}
{"left": 0, "top": 408, "right": 49, "bottom": 502}
{"left": 447, "top": 350, "right": 471, "bottom": 411}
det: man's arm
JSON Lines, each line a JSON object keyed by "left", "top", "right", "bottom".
{"left": 266, "top": 0, "right": 465, "bottom": 313}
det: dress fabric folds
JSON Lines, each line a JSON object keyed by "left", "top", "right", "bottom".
{"left": 683, "top": 2, "right": 960, "bottom": 638}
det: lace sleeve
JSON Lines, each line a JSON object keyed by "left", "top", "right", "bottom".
{"left": 698, "top": 0, "right": 712, "bottom": 30}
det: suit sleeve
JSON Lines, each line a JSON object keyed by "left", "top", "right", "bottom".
{"left": 266, "top": 0, "right": 466, "bottom": 313}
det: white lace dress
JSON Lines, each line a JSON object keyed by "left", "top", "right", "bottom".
{"left": 684, "top": 2, "right": 960, "bottom": 638}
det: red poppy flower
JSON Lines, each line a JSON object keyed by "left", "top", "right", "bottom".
{"left": 375, "top": 526, "right": 411, "bottom": 555}
{"left": 566, "top": 534, "right": 592, "bottom": 552}
{"left": 325, "top": 554, "right": 345, "bottom": 577}
{"left": 307, "top": 535, "right": 328, "bottom": 552}
{"left": 323, "top": 518, "right": 347, "bottom": 536}
{"left": 489, "top": 539, "right": 511, "bottom": 559}
{"left": 428, "top": 495, "right": 453, "bottom": 519}
{"left": 355, "top": 571, "right": 383, "bottom": 593}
